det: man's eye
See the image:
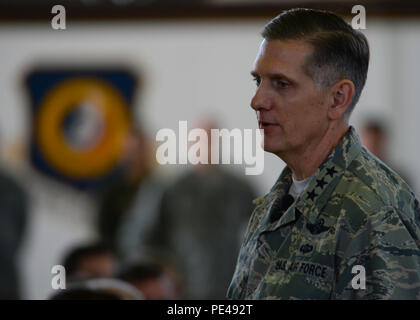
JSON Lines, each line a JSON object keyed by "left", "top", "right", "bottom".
{"left": 253, "top": 77, "right": 261, "bottom": 86}
{"left": 273, "top": 79, "right": 289, "bottom": 89}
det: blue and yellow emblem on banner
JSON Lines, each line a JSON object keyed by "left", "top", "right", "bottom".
{"left": 26, "top": 68, "right": 137, "bottom": 189}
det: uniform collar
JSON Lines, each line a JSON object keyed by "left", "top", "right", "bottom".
{"left": 258, "top": 126, "right": 362, "bottom": 233}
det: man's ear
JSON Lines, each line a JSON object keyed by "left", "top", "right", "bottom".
{"left": 327, "top": 79, "right": 355, "bottom": 120}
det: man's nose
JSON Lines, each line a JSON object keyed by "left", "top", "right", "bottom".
{"left": 250, "top": 85, "right": 272, "bottom": 111}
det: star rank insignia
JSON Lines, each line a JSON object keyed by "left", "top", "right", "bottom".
{"left": 316, "top": 178, "right": 327, "bottom": 189}
{"left": 326, "top": 166, "right": 338, "bottom": 177}
{"left": 307, "top": 189, "right": 317, "bottom": 201}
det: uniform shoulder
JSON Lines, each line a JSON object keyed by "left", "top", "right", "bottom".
{"left": 334, "top": 147, "right": 418, "bottom": 233}
{"left": 345, "top": 146, "right": 415, "bottom": 208}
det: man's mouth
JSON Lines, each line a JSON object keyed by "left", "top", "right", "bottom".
{"left": 259, "top": 121, "right": 279, "bottom": 129}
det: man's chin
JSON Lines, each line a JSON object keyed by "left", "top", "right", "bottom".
{"left": 262, "top": 143, "right": 283, "bottom": 154}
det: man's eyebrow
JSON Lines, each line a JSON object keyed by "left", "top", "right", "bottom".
{"left": 250, "top": 71, "right": 296, "bottom": 83}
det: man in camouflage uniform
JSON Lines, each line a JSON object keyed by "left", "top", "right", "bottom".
{"left": 227, "top": 8, "right": 420, "bottom": 299}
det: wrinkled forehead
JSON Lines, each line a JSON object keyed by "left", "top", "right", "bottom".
{"left": 253, "top": 39, "right": 314, "bottom": 76}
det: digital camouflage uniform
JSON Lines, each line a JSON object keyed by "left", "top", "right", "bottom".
{"left": 227, "top": 127, "right": 420, "bottom": 299}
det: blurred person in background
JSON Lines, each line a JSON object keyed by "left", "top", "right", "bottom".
{"left": 360, "top": 119, "right": 411, "bottom": 187}
{"left": 49, "top": 278, "right": 143, "bottom": 300}
{"left": 117, "top": 260, "right": 179, "bottom": 300}
{"left": 360, "top": 119, "right": 387, "bottom": 160}
{"left": 138, "top": 119, "right": 257, "bottom": 299}
{"left": 62, "top": 242, "right": 117, "bottom": 283}
{"left": 97, "top": 127, "right": 165, "bottom": 257}
{"left": 0, "top": 168, "right": 27, "bottom": 299}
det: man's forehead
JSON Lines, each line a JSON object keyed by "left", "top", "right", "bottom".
{"left": 253, "top": 39, "right": 313, "bottom": 76}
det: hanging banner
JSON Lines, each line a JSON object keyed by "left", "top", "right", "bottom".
{"left": 26, "top": 68, "right": 137, "bottom": 189}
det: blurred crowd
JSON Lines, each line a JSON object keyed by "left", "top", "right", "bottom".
{"left": 0, "top": 119, "right": 257, "bottom": 300}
